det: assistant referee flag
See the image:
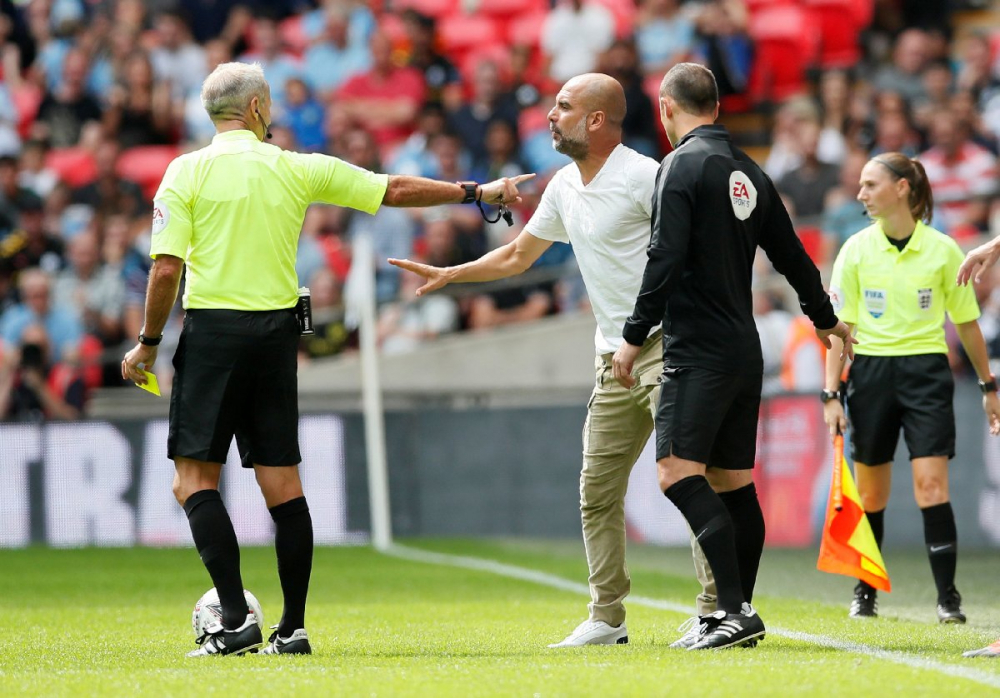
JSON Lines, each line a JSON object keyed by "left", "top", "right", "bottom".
{"left": 817, "top": 435, "right": 891, "bottom": 592}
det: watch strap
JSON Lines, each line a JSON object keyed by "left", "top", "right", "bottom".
{"left": 457, "top": 181, "right": 478, "bottom": 204}
{"left": 138, "top": 333, "right": 163, "bottom": 346}
{"left": 979, "top": 377, "right": 998, "bottom": 394}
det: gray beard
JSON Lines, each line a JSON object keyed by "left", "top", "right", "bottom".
{"left": 553, "top": 135, "right": 589, "bottom": 161}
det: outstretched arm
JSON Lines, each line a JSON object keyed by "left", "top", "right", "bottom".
{"left": 382, "top": 174, "right": 535, "bottom": 208}
{"left": 388, "top": 230, "right": 553, "bottom": 296}
{"left": 957, "top": 236, "right": 1000, "bottom": 286}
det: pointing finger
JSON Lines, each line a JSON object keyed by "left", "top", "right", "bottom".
{"left": 510, "top": 173, "right": 536, "bottom": 184}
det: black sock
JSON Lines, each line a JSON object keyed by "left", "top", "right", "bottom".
{"left": 664, "top": 475, "right": 744, "bottom": 614}
{"left": 270, "top": 496, "right": 313, "bottom": 635}
{"left": 183, "top": 489, "right": 245, "bottom": 629}
{"left": 921, "top": 502, "right": 958, "bottom": 601}
{"left": 717, "top": 483, "right": 765, "bottom": 604}
{"left": 857, "top": 508, "right": 885, "bottom": 592}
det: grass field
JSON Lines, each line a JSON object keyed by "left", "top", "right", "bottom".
{"left": 2, "top": 539, "right": 1000, "bottom": 697}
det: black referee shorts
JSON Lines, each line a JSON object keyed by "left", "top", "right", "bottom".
{"left": 168, "top": 308, "right": 301, "bottom": 468}
{"left": 655, "top": 366, "right": 761, "bottom": 470}
{"left": 846, "top": 353, "right": 955, "bottom": 465}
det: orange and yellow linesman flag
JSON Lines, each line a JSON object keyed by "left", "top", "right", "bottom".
{"left": 816, "top": 434, "right": 891, "bottom": 592}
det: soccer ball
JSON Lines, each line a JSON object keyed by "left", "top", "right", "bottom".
{"left": 191, "top": 587, "right": 265, "bottom": 641}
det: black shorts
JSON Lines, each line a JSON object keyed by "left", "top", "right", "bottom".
{"left": 655, "top": 366, "right": 762, "bottom": 470}
{"left": 845, "top": 353, "right": 955, "bottom": 465}
{"left": 168, "top": 308, "right": 301, "bottom": 468}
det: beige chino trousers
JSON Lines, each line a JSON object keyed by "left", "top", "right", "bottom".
{"left": 581, "top": 330, "right": 717, "bottom": 626}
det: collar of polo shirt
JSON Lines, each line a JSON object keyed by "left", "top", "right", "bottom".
{"left": 212, "top": 130, "right": 260, "bottom": 143}
{"left": 874, "top": 219, "right": 928, "bottom": 253}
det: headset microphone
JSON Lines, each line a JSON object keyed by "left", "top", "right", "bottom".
{"left": 256, "top": 110, "right": 273, "bottom": 140}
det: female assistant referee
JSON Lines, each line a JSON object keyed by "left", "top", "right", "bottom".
{"left": 822, "top": 151, "right": 1000, "bottom": 624}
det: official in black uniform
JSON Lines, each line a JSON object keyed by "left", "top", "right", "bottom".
{"left": 612, "top": 63, "right": 855, "bottom": 650}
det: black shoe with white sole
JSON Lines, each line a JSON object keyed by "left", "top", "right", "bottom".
{"left": 849, "top": 582, "right": 878, "bottom": 618}
{"left": 688, "top": 603, "right": 765, "bottom": 650}
{"left": 187, "top": 614, "right": 263, "bottom": 657}
{"left": 261, "top": 627, "right": 313, "bottom": 655}
{"left": 937, "top": 587, "right": 966, "bottom": 624}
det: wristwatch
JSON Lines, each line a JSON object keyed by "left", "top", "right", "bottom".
{"left": 979, "top": 376, "right": 998, "bottom": 394}
{"left": 138, "top": 332, "right": 163, "bottom": 346}
{"left": 456, "top": 181, "right": 479, "bottom": 204}
{"left": 820, "top": 389, "right": 841, "bottom": 403}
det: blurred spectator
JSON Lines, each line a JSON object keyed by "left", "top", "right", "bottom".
{"left": 816, "top": 70, "right": 851, "bottom": 162}
{"left": 390, "top": 103, "right": 448, "bottom": 178}
{"left": 873, "top": 28, "right": 930, "bottom": 106}
{"left": 103, "top": 50, "right": 175, "bottom": 149}
{"left": 691, "top": 0, "right": 751, "bottom": 100}
{"left": 472, "top": 119, "right": 527, "bottom": 185}
{"left": 468, "top": 275, "right": 553, "bottom": 331}
{"left": 601, "top": 39, "right": 660, "bottom": 158}
{"left": 302, "top": 3, "right": 371, "bottom": 99}
{"left": 300, "top": 267, "right": 353, "bottom": 360}
{"left": 33, "top": 47, "right": 103, "bottom": 148}
{"left": 149, "top": 8, "right": 207, "bottom": 101}
{"left": 428, "top": 131, "right": 484, "bottom": 254}
{"left": 181, "top": 38, "right": 232, "bottom": 145}
{"left": 956, "top": 33, "right": 1000, "bottom": 110}
{"left": 920, "top": 110, "right": 998, "bottom": 237}
{"left": 448, "top": 59, "right": 520, "bottom": 165}
{"left": 336, "top": 32, "right": 425, "bottom": 154}
{"left": 71, "top": 137, "right": 145, "bottom": 220}
{"left": 913, "top": 59, "right": 954, "bottom": 133}
{"left": 239, "top": 14, "right": 301, "bottom": 110}
{"left": 541, "top": 0, "right": 615, "bottom": 83}
{"left": 302, "top": 0, "right": 376, "bottom": 47}
{"left": 0, "top": 79, "right": 21, "bottom": 157}
{"left": 341, "top": 128, "right": 416, "bottom": 305}
{"left": 378, "top": 263, "right": 460, "bottom": 354}
{"left": 952, "top": 88, "right": 999, "bottom": 154}
{"left": 18, "top": 140, "right": 59, "bottom": 200}
{"left": 870, "top": 108, "right": 920, "bottom": 158}
{"left": 0, "top": 323, "right": 85, "bottom": 421}
{"left": 765, "top": 98, "right": 842, "bottom": 181}
{"left": 402, "top": 10, "right": 461, "bottom": 111}
{"left": 422, "top": 214, "right": 470, "bottom": 269}
{"left": 752, "top": 288, "right": 792, "bottom": 396}
{"left": 0, "top": 268, "right": 81, "bottom": 362}
{"left": 822, "top": 149, "right": 870, "bottom": 250}
{"left": 0, "top": 155, "right": 42, "bottom": 232}
{"left": 634, "top": 0, "right": 694, "bottom": 78}
{"left": 88, "top": 22, "right": 141, "bottom": 102}
{"left": 283, "top": 78, "right": 326, "bottom": 152}
{"left": 52, "top": 230, "right": 124, "bottom": 346}
{"left": 0, "top": 190, "right": 63, "bottom": 277}
{"left": 776, "top": 122, "right": 841, "bottom": 219}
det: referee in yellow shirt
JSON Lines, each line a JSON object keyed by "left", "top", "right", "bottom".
{"left": 823, "top": 151, "right": 1000, "bottom": 624}
{"left": 120, "top": 62, "right": 530, "bottom": 657}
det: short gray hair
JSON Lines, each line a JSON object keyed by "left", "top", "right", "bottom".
{"left": 201, "top": 62, "right": 269, "bottom": 121}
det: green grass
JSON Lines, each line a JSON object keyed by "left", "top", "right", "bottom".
{"left": 1, "top": 540, "right": 1000, "bottom": 696}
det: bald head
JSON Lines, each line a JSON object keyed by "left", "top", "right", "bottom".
{"left": 564, "top": 74, "right": 627, "bottom": 128}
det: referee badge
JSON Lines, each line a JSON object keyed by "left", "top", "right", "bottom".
{"left": 917, "top": 287, "right": 932, "bottom": 310}
{"left": 863, "top": 288, "right": 886, "bottom": 319}
{"left": 151, "top": 200, "right": 169, "bottom": 235}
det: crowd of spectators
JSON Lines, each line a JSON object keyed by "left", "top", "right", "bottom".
{"left": 0, "top": 0, "right": 999, "bottom": 419}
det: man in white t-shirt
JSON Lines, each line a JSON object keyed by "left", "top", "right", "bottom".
{"left": 389, "top": 73, "right": 715, "bottom": 648}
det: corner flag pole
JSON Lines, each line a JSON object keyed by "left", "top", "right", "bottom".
{"left": 354, "top": 235, "right": 393, "bottom": 550}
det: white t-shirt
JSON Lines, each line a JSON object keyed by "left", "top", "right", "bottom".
{"left": 527, "top": 144, "right": 660, "bottom": 354}
{"left": 541, "top": 2, "right": 616, "bottom": 83}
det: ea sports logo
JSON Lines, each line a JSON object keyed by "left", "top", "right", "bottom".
{"left": 728, "top": 171, "right": 757, "bottom": 221}
{"left": 151, "top": 199, "right": 170, "bottom": 235}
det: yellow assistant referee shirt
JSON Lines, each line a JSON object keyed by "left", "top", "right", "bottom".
{"left": 829, "top": 220, "right": 980, "bottom": 356}
{"left": 149, "top": 130, "right": 388, "bottom": 311}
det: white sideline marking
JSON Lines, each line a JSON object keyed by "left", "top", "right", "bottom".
{"left": 385, "top": 544, "right": 1000, "bottom": 690}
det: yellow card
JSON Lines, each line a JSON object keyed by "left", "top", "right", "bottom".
{"left": 134, "top": 368, "right": 161, "bottom": 396}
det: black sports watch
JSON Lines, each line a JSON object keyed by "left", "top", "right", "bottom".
{"left": 457, "top": 181, "right": 479, "bottom": 204}
{"left": 138, "top": 332, "right": 163, "bottom": 347}
{"left": 820, "top": 389, "right": 841, "bottom": 403}
{"left": 979, "top": 376, "right": 998, "bottom": 394}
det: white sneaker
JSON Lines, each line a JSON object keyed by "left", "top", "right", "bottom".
{"left": 547, "top": 620, "right": 628, "bottom": 648}
{"left": 669, "top": 616, "right": 707, "bottom": 649}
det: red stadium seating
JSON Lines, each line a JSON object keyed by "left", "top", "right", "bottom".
{"left": 278, "top": 14, "right": 309, "bottom": 56}
{"left": 459, "top": 44, "right": 513, "bottom": 87}
{"left": 438, "top": 14, "right": 501, "bottom": 58}
{"left": 116, "top": 146, "right": 180, "bottom": 201}
{"left": 593, "top": 0, "right": 637, "bottom": 39}
{"left": 804, "top": 0, "right": 862, "bottom": 68}
{"left": 46, "top": 147, "right": 97, "bottom": 188}
{"left": 747, "top": 4, "right": 818, "bottom": 103}
{"left": 477, "top": 0, "right": 547, "bottom": 18}
{"left": 506, "top": 11, "right": 547, "bottom": 47}
{"left": 393, "top": 0, "right": 459, "bottom": 20}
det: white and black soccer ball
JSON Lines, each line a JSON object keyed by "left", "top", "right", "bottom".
{"left": 191, "top": 587, "right": 265, "bottom": 641}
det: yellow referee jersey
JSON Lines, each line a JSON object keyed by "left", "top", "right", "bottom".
{"left": 149, "top": 130, "right": 388, "bottom": 311}
{"left": 829, "top": 220, "right": 980, "bottom": 356}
